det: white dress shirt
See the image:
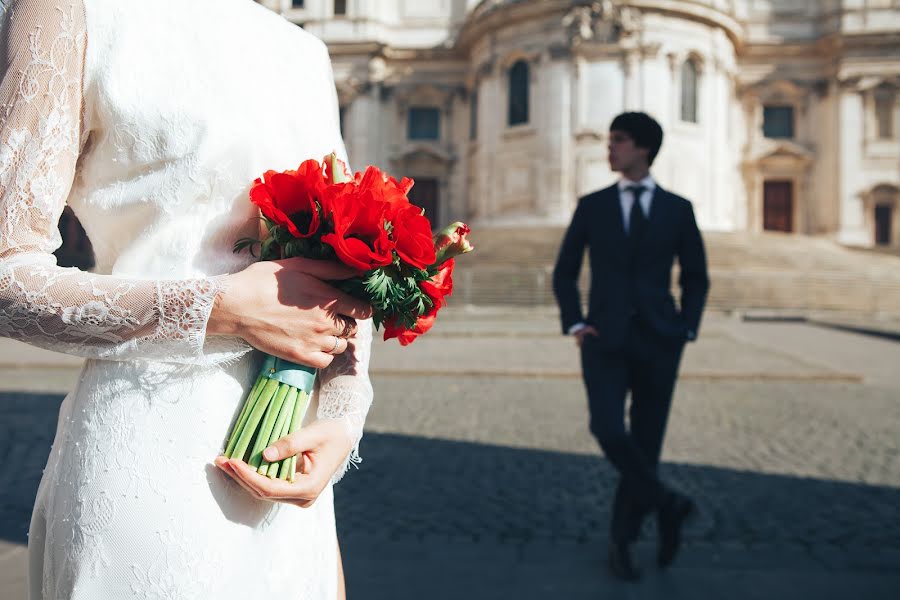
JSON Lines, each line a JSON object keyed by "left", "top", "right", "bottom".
{"left": 618, "top": 174, "right": 656, "bottom": 234}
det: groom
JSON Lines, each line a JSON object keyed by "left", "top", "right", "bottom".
{"left": 552, "top": 112, "right": 709, "bottom": 581}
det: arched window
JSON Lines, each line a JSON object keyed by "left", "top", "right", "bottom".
{"left": 680, "top": 59, "right": 698, "bottom": 123}
{"left": 874, "top": 84, "right": 896, "bottom": 140}
{"left": 508, "top": 60, "right": 529, "bottom": 126}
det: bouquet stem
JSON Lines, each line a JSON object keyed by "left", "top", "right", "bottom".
{"left": 225, "top": 355, "right": 316, "bottom": 480}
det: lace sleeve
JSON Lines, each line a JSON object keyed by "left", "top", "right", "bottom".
{"left": 315, "top": 317, "right": 374, "bottom": 484}
{"left": 0, "top": 0, "right": 244, "bottom": 364}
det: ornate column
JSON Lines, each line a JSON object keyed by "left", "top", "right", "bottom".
{"left": 837, "top": 77, "right": 869, "bottom": 245}
{"left": 622, "top": 49, "right": 641, "bottom": 110}
{"left": 541, "top": 46, "right": 574, "bottom": 223}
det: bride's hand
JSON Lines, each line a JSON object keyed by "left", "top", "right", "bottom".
{"left": 214, "top": 419, "right": 354, "bottom": 508}
{"left": 207, "top": 257, "right": 373, "bottom": 369}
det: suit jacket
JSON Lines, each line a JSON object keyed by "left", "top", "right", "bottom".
{"left": 552, "top": 182, "right": 710, "bottom": 350}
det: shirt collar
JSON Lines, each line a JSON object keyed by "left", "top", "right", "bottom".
{"left": 617, "top": 174, "right": 656, "bottom": 194}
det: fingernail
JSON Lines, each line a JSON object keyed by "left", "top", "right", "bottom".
{"left": 263, "top": 447, "right": 277, "bottom": 461}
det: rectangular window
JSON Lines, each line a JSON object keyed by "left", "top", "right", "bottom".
{"left": 408, "top": 107, "right": 440, "bottom": 140}
{"left": 292, "top": 0, "right": 305, "bottom": 7}
{"left": 334, "top": 0, "right": 347, "bottom": 15}
{"left": 763, "top": 105, "right": 795, "bottom": 139}
{"left": 680, "top": 61, "right": 698, "bottom": 123}
{"left": 875, "top": 88, "right": 895, "bottom": 140}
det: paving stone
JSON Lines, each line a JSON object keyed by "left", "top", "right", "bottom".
{"left": 2, "top": 312, "right": 900, "bottom": 598}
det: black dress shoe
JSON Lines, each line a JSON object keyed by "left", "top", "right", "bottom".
{"left": 608, "top": 540, "right": 641, "bottom": 582}
{"left": 657, "top": 492, "right": 696, "bottom": 568}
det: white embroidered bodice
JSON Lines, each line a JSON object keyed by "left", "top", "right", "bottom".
{"left": 0, "top": 0, "right": 372, "bottom": 456}
{"left": 1, "top": 1, "right": 373, "bottom": 597}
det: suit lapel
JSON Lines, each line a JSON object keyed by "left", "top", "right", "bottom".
{"left": 642, "top": 185, "right": 666, "bottom": 238}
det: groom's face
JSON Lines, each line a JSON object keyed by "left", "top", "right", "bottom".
{"left": 608, "top": 130, "right": 648, "bottom": 173}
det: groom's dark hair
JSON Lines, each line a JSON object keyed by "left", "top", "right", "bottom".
{"left": 610, "top": 112, "right": 664, "bottom": 166}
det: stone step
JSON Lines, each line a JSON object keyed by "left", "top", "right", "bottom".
{"left": 452, "top": 228, "right": 900, "bottom": 315}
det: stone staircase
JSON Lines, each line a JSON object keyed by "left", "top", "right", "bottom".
{"left": 451, "top": 227, "right": 900, "bottom": 316}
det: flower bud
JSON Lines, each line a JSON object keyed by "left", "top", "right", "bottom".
{"left": 432, "top": 222, "right": 473, "bottom": 266}
{"left": 324, "top": 152, "right": 353, "bottom": 184}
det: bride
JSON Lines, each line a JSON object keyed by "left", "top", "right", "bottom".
{"left": 0, "top": 0, "right": 374, "bottom": 597}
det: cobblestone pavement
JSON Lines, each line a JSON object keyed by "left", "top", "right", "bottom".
{"left": 2, "top": 311, "right": 900, "bottom": 599}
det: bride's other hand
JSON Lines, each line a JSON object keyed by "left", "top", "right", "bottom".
{"left": 214, "top": 419, "right": 353, "bottom": 508}
{"left": 207, "top": 257, "right": 372, "bottom": 369}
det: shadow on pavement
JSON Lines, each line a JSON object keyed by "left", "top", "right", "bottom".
{"left": 3, "top": 393, "right": 899, "bottom": 599}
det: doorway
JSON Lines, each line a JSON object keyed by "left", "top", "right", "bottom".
{"left": 763, "top": 180, "right": 793, "bottom": 232}
{"left": 875, "top": 204, "right": 893, "bottom": 246}
{"left": 408, "top": 177, "right": 439, "bottom": 227}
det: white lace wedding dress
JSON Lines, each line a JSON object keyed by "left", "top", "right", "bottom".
{"left": 0, "top": 1, "right": 374, "bottom": 598}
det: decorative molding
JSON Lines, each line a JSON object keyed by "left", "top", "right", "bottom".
{"left": 562, "top": 1, "right": 642, "bottom": 48}
{"left": 839, "top": 74, "right": 900, "bottom": 93}
{"left": 335, "top": 79, "right": 370, "bottom": 106}
{"left": 666, "top": 51, "right": 678, "bottom": 75}
{"left": 574, "top": 128, "right": 607, "bottom": 143}
{"left": 744, "top": 139, "right": 815, "bottom": 169}
{"left": 368, "top": 56, "right": 388, "bottom": 83}
{"left": 391, "top": 143, "right": 456, "bottom": 165}
{"left": 740, "top": 79, "right": 811, "bottom": 105}
{"left": 498, "top": 49, "right": 541, "bottom": 70}
{"left": 547, "top": 43, "right": 572, "bottom": 61}
{"left": 639, "top": 42, "right": 663, "bottom": 60}
{"left": 474, "top": 59, "right": 495, "bottom": 80}
{"left": 392, "top": 83, "right": 459, "bottom": 114}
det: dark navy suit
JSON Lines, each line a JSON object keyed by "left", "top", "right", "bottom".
{"left": 553, "top": 182, "right": 709, "bottom": 543}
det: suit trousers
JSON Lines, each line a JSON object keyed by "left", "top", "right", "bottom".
{"left": 580, "top": 318, "right": 685, "bottom": 543}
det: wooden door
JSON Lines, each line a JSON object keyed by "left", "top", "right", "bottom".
{"left": 408, "top": 177, "right": 439, "bottom": 227}
{"left": 763, "top": 181, "right": 793, "bottom": 232}
{"left": 875, "top": 204, "right": 892, "bottom": 246}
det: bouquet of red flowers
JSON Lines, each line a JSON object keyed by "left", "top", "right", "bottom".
{"left": 222, "top": 153, "right": 473, "bottom": 480}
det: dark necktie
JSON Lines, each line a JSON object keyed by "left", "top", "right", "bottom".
{"left": 627, "top": 185, "right": 646, "bottom": 239}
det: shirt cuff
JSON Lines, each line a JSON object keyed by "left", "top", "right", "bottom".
{"left": 568, "top": 322, "right": 588, "bottom": 336}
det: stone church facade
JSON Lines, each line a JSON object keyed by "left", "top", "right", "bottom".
{"left": 254, "top": 0, "right": 900, "bottom": 249}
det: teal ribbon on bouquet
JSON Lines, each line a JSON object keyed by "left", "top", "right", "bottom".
{"left": 262, "top": 354, "right": 317, "bottom": 390}
{"left": 222, "top": 354, "right": 318, "bottom": 480}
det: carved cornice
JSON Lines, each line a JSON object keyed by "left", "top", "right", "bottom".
{"left": 838, "top": 74, "right": 900, "bottom": 93}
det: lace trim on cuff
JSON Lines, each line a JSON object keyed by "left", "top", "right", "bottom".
{"left": 316, "top": 384, "right": 371, "bottom": 484}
